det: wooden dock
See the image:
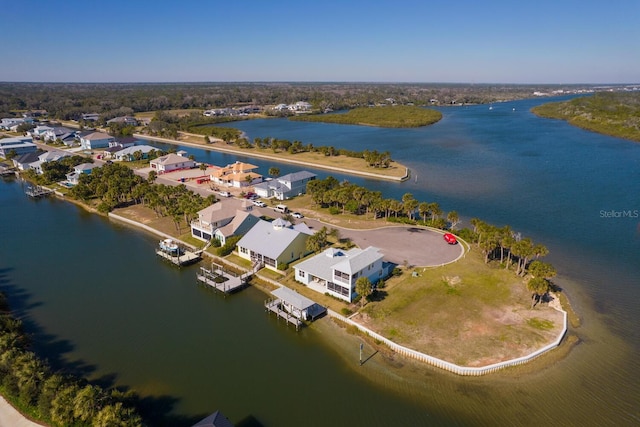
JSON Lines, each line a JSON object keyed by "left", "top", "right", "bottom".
{"left": 25, "top": 185, "right": 53, "bottom": 198}
{"left": 265, "top": 298, "right": 303, "bottom": 330}
{"left": 156, "top": 247, "right": 201, "bottom": 266}
{"left": 196, "top": 264, "right": 250, "bottom": 294}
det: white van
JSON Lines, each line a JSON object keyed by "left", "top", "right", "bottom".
{"left": 273, "top": 204, "right": 289, "bottom": 214}
{"left": 218, "top": 190, "right": 231, "bottom": 197}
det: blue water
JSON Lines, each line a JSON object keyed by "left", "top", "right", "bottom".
{"left": 2, "top": 95, "right": 639, "bottom": 426}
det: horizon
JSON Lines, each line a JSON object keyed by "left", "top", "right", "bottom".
{"left": 1, "top": 0, "right": 638, "bottom": 84}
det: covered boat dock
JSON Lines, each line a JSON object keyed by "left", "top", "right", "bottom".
{"left": 265, "top": 287, "right": 327, "bottom": 330}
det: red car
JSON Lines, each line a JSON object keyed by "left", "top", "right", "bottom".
{"left": 443, "top": 233, "right": 457, "bottom": 245}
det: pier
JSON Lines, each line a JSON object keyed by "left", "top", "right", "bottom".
{"left": 156, "top": 239, "right": 201, "bottom": 266}
{"left": 264, "top": 287, "right": 327, "bottom": 331}
{"left": 25, "top": 185, "right": 53, "bottom": 198}
{"left": 265, "top": 298, "right": 303, "bottom": 330}
{"left": 196, "top": 263, "right": 250, "bottom": 294}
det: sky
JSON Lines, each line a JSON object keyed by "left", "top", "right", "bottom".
{"left": 1, "top": 0, "right": 638, "bottom": 84}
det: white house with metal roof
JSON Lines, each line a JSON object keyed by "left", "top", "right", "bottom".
{"left": 66, "top": 163, "right": 96, "bottom": 184}
{"left": 112, "top": 145, "right": 156, "bottom": 162}
{"left": 294, "top": 246, "right": 387, "bottom": 302}
{"left": 79, "top": 131, "right": 115, "bottom": 150}
{"left": 149, "top": 152, "right": 195, "bottom": 173}
{"left": 253, "top": 170, "right": 316, "bottom": 200}
{"left": 236, "top": 218, "right": 313, "bottom": 271}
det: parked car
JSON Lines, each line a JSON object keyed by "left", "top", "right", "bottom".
{"left": 218, "top": 191, "right": 231, "bottom": 197}
{"left": 253, "top": 200, "right": 266, "bottom": 207}
{"left": 292, "top": 212, "right": 304, "bottom": 219}
{"left": 244, "top": 192, "right": 257, "bottom": 199}
{"left": 273, "top": 204, "right": 289, "bottom": 214}
{"left": 443, "top": 233, "right": 457, "bottom": 244}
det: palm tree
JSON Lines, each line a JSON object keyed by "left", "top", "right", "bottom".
{"left": 355, "top": 277, "right": 372, "bottom": 308}
{"left": 526, "top": 277, "right": 550, "bottom": 308}
{"left": 447, "top": 211, "right": 460, "bottom": 230}
{"left": 268, "top": 167, "right": 280, "bottom": 178}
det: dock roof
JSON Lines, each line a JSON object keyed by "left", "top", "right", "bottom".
{"left": 272, "top": 287, "right": 316, "bottom": 310}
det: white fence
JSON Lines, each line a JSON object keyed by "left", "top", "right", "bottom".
{"left": 328, "top": 307, "right": 567, "bottom": 376}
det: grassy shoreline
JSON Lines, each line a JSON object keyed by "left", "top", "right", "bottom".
{"left": 531, "top": 92, "right": 640, "bottom": 143}
{"left": 135, "top": 132, "right": 410, "bottom": 181}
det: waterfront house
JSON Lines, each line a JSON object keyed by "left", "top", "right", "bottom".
{"left": 0, "top": 136, "right": 38, "bottom": 157}
{"left": 213, "top": 209, "right": 262, "bottom": 245}
{"left": 236, "top": 218, "right": 313, "bottom": 271}
{"left": 12, "top": 151, "right": 44, "bottom": 171}
{"left": 191, "top": 201, "right": 239, "bottom": 242}
{"left": 110, "top": 137, "right": 137, "bottom": 149}
{"left": 66, "top": 163, "right": 96, "bottom": 184}
{"left": 79, "top": 131, "right": 115, "bottom": 150}
{"left": 210, "top": 161, "right": 262, "bottom": 188}
{"left": 294, "top": 246, "right": 387, "bottom": 302}
{"left": 149, "top": 152, "right": 195, "bottom": 173}
{"left": 253, "top": 171, "right": 316, "bottom": 200}
{"left": 112, "top": 145, "right": 156, "bottom": 162}
{"left": 29, "top": 150, "right": 71, "bottom": 175}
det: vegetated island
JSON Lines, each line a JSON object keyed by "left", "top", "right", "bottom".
{"left": 531, "top": 92, "right": 640, "bottom": 143}
{"left": 289, "top": 105, "right": 443, "bottom": 128}
{"left": 132, "top": 110, "right": 409, "bottom": 181}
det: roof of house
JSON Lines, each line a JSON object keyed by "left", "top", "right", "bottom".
{"left": 191, "top": 411, "right": 234, "bottom": 427}
{"left": 38, "top": 150, "right": 70, "bottom": 162}
{"left": 152, "top": 153, "right": 193, "bottom": 166}
{"left": 74, "top": 163, "right": 95, "bottom": 172}
{"left": 113, "top": 145, "right": 156, "bottom": 157}
{"left": 295, "top": 246, "right": 384, "bottom": 278}
{"left": 237, "top": 219, "right": 311, "bottom": 259}
{"left": 81, "top": 131, "right": 113, "bottom": 141}
{"left": 13, "top": 151, "right": 43, "bottom": 165}
{"left": 215, "top": 210, "right": 261, "bottom": 238}
{"left": 279, "top": 170, "right": 316, "bottom": 184}
{"left": 197, "top": 202, "right": 238, "bottom": 224}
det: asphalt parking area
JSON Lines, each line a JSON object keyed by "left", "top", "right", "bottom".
{"left": 340, "top": 226, "right": 464, "bottom": 267}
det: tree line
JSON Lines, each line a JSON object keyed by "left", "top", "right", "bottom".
{"left": 69, "top": 163, "right": 216, "bottom": 231}
{"left": 306, "top": 177, "right": 556, "bottom": 306}
{"left": 0, "top": 82, "right": 583, "bottom": 121}
{"left": 0, "top": 292, "right": 142, "bottom": 426}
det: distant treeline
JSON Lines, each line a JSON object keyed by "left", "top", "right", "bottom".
{"left": 531, "top": 92, "right": 640, "bottom": 142}
{"left": 0, "top": 82, "right": 600, "bottom": 120}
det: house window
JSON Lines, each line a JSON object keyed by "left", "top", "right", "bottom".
{"left": 299, "top": 271, "right": 305, "bottom": 278}
{"left": 327, "top": 281, "right": 350, "bottom": 297}
{"left": 264, "top": 256, "right": 276, "bottom": 267}
{"left": 240, "top": 247, "right": 248, "bottom": 254}
{"left": 334, "top": 270, "right": 349, "bottom": 283}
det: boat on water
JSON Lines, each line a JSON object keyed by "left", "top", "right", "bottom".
{"left": 159, "top": 238, "right": 180, "bottom": 253}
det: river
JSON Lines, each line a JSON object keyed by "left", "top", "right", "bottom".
{"left": 1, "top": 96, "right": 638, "bottom": 426}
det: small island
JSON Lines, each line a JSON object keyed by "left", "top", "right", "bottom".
{"left": 531, "top": 92, "right": 640, "bottom": 142}
{"left": 289, "top": 105, "right": 443, "bottom": 128}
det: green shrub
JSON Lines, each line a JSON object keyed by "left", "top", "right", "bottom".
{"left": 328, "top": 206, "right": 341, "bottom": 215}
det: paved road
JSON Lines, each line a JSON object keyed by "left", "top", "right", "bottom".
{"left": 132, "top": 166, "right": 464, "bottom": 267}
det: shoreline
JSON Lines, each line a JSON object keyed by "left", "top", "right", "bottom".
{"left": 132, "top": 133, "right": 410, "bottom": 182}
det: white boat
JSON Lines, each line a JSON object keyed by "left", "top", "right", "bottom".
{"left": 159, "top": 238, "right": 179, "bottom": 253}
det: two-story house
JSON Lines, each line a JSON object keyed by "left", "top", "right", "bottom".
{"left": 294, "top": 246, "right": 387, "bottom": 302}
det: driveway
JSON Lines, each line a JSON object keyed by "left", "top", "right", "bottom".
{"left": 339, "top": 226, "right": 464, "bottom": 267}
